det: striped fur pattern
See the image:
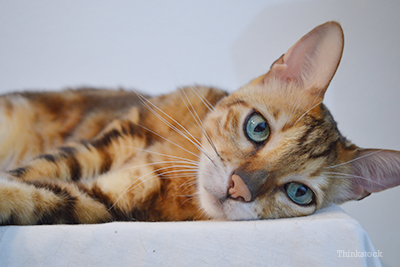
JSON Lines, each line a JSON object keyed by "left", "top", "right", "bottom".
{"left": 1, "top": 21, "right": 400, "bottom": 225}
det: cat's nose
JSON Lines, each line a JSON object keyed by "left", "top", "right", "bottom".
{"left": 228, "top": 174, "right": 252, "bottom": 202}
{"left": 228, "top": 168, "right": 269, "bottom": 202}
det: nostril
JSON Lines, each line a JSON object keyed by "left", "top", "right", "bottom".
{"left": 232, "top": 195, "right": 246, "bottom": 202}
{"left": 228, "top": 177, "right": 234, "bottom": 189}
{"left": 228, "top": 174, "right": 252, "bottom": 202}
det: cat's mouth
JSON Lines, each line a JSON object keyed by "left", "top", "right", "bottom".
{"left": 199, "top": 182, "right": 258, "bottom": 221}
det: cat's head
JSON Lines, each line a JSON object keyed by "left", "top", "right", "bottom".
{"left": 197, "top": 21, "right": 400, "bottom": 220}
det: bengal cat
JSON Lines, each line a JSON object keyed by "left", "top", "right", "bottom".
{"left": 0, "top": 21, "right": 399, "bottom": 225}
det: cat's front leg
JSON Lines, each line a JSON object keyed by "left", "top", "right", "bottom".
{"left": 0, "top": 174, "right": 112, "bottom": 225}
{"left": 6, "top": 119, "right": 147, "bottom": 183}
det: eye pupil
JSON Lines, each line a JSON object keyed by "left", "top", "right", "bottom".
{"left": 295, "top": 186, "right": 307, "bottom": 197}
{"left": 254, "top": 122, "right": 266, "bottom": 132}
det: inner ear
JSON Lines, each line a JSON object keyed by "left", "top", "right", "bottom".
{"left": 335, "top": 149, "right": 400, "bottom": 202}
{"left": 262, "top": 21, "right": 344, "bottom": 101}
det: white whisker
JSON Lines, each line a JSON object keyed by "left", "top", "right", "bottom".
{"left": 179, "top": 88, "right": 220, "bottom": 158}
{"left": 288, "top": 85, "right": 306, "bottom": 120}
{"left": 324, "top": 171, "right": 388, "bottom": 188}
{"left": 190, "top": 86, "right": 215, "bottom": 113}
{"left": 134, "top": 91, "right": 216, "bottom": 164}
{"left": 323, "top": 150, "right": 383, "bottom": 169}
{"left": 118, "top": 160, "right": 198, "bottom": 172}
{"left": 107, "top": 165, "right": 198, "bottom": 213}
{"left": 179, "top": 195, "right": 196, "bottom": 207}
{"left": 136, "top": 91, "right": 203, "bottom": 148}
{"left": 129, "top": 123, "right": 202, "bottom": 160}
{"left": 293, "top": 100, "right": 322, "bottom": 126}
{"left": 288, "top": 66, "right": 322, "bottom": 121}
{"left": 123, "top": 143, "right": 199, "bottom": 165}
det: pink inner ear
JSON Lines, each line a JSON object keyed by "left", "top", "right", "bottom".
{"left": 272, "top": 36, "right": 317, "bottom": 85}
{"left": 267, "top": 21, "right": 344, "bottom": 100}
{"left": 350, "top": 149, "right": 400, "bottom": 200}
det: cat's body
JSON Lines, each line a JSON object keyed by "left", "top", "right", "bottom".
{"left": 1, "top": 21, "right": 399, "bottom": 225}
{"left": 0, "top": 87, "right": 226, "bottom": 224}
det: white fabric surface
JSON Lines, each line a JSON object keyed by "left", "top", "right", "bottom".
{"left": 0, "top": 204, "right": 381, "bottom": 267}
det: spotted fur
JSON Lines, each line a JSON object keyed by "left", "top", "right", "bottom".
{"left": 1, "top": 21, "right": 399, "bottom": 225}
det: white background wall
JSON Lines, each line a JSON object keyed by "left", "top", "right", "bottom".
{"left": 1, "top": 1, "right": 399, "bottom": 266}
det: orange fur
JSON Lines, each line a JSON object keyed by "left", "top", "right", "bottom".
{"left": 0, "top": 22, "right": 399, "bottom": 225}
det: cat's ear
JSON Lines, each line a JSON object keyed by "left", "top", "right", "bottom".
{"left": 254, "top": 21, "right": 344, "bottom": 101}
{"left": 337, "top": 149, "right": 400, "bottom": 202}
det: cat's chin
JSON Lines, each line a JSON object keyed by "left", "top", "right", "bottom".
{"left": 198, "top": 185, "right": 258, "bottom": 221}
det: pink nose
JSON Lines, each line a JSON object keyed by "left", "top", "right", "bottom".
{"left": 228, "top": 174, "right": 252, "bottom": 202}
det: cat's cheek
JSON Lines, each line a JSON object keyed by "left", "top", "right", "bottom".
{"left": 222, "top": 200, "right": 258, "bottom": 221}
{"left": 198, "top": 186, "right": 258, "bottom": 220}
{"left": 197, "top": 155, "right": 231, "bottom": 198}
{"left": 256, "top": 195, "right": 317, "bottom": 219}
{"left": 197, "top": 186, "right": 226, "bottom": 220}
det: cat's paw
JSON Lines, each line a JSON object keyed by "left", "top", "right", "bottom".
{"left": 0, "top": 177, "right": 37, "bottom": 225}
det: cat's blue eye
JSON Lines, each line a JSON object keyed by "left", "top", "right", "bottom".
{"left": 245, "top": 113, "right": 270, "bottom": 144}
{"left": 285, "top": 182, "right": 314, "bottom": 205}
